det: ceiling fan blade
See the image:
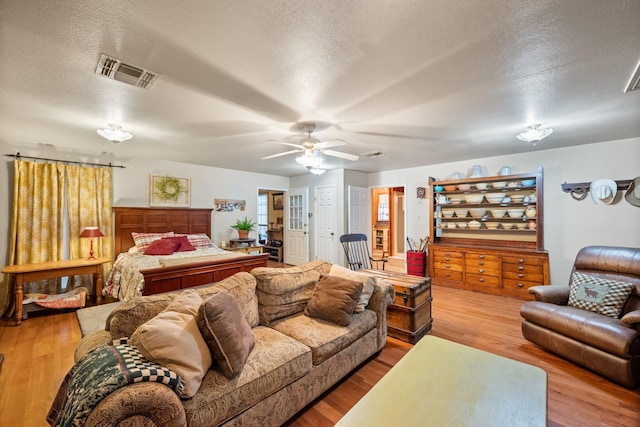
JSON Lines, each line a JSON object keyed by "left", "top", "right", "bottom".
{"left": 268, "top": 139, "right": 305, "bottom": 149}
{"left": 261, "top": 149, "right": 303, "bottom": 160}
{"left": 323, "top": 149, "right": 359, "bottom": 161}
{"left": 315, "top": 139, "right": 346, "bottom": 149}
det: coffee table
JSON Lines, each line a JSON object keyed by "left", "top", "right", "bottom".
{"left": 337, "top": 336, "right": 547, "bottom": 426}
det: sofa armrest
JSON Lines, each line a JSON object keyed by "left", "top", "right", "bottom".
{"left": 85, "top": 382, "right": 186, "bottom": 427}
{"left": 528, "top": 285, "right": 570, "bottom": 305}
{"left": 74, "top": 330, "right": 112, "bottom": 362}
{"left": 367, "top": 279, "right": 395, "bottom": 351}
{"left": 621, "top": 310, "right": 640, "bottom": 329}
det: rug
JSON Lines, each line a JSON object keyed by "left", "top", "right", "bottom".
{"left": 76, "top": 301, "right": 124, "bottom": 336}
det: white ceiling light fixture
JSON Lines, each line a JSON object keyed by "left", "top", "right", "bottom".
{"left": 97, "top": 124, "right": 133, "bottom": 143}
{"left": 309, "top": 168, "right": 326, "bottom": 175}
{"left": 295, "top": 149, "right": 323, "bottom": 169}
{"left": 516, "top": 124, "right": 553, "bottom": 145}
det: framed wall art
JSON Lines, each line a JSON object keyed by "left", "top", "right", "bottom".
{"left": 149, "top": 175, "right": 190, "bottom": 207}
{"left": 272, "top": 193, "right": 284, "bottom": 210}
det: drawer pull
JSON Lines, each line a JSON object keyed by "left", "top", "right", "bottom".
{"left": 478, "top": 269, "right": 484, "bottom": 273}
{"left": 518, "top": 259, "right": 524, "bottom": 263}
{"left": 478, "top": 261, "right": 485, "bottom": 266}
{"left": 518, "top": 273, "right": 524, "bottom": 278}
{"left": 445, "top": 264, "right": 451, "bottom": 268}
{"left": 518, "top": 266, "right": 525, "bottom": 271}
{"left": 479, "top": 278, "right": 485, "bottom": 282}
{"left": 445, "top": 273, "right": 451, "bottom": 277}
{"left": 478, "top": 255, "right": 485, "bottom": 259}
{"left": 445, "top": 257, "right": 450, "bottom": 261}
{"left": 517, "top": 283, "right": 524, "bottom": 288}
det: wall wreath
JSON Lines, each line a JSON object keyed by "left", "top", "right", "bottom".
{"left": 149, "top": 174, "right": 190, "bottom": 207}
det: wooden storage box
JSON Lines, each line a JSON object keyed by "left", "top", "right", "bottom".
{"left": 387, "top": 298, "right": 433, "bottom": 344}
{"left": 361, "top": 269, "right": 433, "bottom": 344}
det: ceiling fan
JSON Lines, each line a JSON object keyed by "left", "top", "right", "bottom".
{"left": 262, "top": 121, "right": 360, "bottom": 167}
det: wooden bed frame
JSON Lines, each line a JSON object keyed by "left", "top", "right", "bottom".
{"left": 113, "top": 207, "right": 269, "bottom": 296}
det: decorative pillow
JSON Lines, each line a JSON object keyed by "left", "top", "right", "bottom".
{"left": 621, "top": 312, "right": 640, "bottom": 328}
{"left": 328, "top": 264, "right": 376, "bottom": 312}
{"left": 176, "top": 233, "right": 214, "bottom": 249}
{"left": 304, "top": 275, "right": 363, "bottom": 326}
{"left": 131, "top": 231, "right": 174, "bottom": 253}
{"left": 162, "top": 235, "right": 196, "bottom": 252}
{"left": 251, "top": 260, "right": 332, "bottom": 325}
{"left": 197, "top": 290, "right": 255, "bottom": 379}
{"left": 144, "top": 238, "right": 180, "bottom": 255}
{"left": 567, "top": 272, "right": 634, "bottom": 318}
{"left": 130, "top": 289, "right": 212, "bottom": 398}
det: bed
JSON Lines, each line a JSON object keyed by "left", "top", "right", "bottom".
{"left": 104, "top": 207, "right": 269, "bottom": 300}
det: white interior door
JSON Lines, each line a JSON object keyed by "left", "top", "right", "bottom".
{"left": 315, "top": 185, "right": 337, "bottom": 263}
{"left": 348, "top": 186, "right": 371, "bottom": 240}
{"left": 285, "top": 187, "right": 308, "bottom": 265}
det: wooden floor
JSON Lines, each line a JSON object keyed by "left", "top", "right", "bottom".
{"left": 1, "top": 284, "right": 638, "bottom": 426}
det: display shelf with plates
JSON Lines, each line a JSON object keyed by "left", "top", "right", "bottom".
{"left": 427, "top": 166, "right": 549, "bottom": 299}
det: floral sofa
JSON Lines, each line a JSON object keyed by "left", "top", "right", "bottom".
{"left": 61, "top": 260, "right": 394, "bottom": 427}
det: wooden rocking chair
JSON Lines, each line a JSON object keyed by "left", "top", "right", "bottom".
{"left": 339, "top": 233, "right": 388, "bottom": 271}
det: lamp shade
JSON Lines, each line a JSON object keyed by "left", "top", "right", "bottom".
{"left": 80, "top": 226, "right": 104, "bottom": 238}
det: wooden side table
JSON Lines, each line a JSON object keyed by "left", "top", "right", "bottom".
{"left": 1, "top": 257, "right": 110, "bottom": 325}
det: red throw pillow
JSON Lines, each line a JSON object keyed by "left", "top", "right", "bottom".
{"left": 162, "top": 236, "right": 197, "bottom": 252}
{"left": 144, "top": 238, "right": 180, "bottom": 255}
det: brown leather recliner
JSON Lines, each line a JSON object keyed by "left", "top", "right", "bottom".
{"left": 520, "top": 246, "right": 640, "bottom": 389}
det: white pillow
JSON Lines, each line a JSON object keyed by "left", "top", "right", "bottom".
{"left": 328, "top": 264, "right": 376, "bottom": 312}
{"left": 131, "top": 289, "right": 212, "bottom": 398}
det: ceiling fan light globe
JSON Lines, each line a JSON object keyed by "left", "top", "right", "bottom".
{"left": 310, "top": 168, "right": 326, "bottom": 175}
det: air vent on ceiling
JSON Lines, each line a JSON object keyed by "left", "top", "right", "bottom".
{"left": 624, "top": 59, "right": 640, "bottom": 93}
{"left": 95, "top": 54, "right": 158, "bottom": 89}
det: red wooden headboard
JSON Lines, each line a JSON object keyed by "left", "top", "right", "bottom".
{"left": 112, "top": 207, "right": 213, "bottom": 259}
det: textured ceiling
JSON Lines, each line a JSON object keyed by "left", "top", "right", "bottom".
{"left": 1, "top": 0, "right": 639, "bottom": 176}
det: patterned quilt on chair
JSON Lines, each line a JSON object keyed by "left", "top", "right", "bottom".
{"left": 47, "top": 338, "right": 184, "bottom": 427}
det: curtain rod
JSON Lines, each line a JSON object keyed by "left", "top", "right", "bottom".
{"left": 4, "top": 152, "right": 126, "bottom": 169}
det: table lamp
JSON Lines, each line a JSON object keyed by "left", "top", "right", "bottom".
{"left": 80, "top": 226, "right": 104, "bottom": 260}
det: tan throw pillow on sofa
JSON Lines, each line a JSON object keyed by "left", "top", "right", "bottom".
{"left": 197, "top": 290, "right": 255, "bottom": 379}
{"left": 568, "top": 272, "right": 634, "bottom": 318}
{"left": 304, "top": 275, "right": 363, "bottom": 326}
{"left": 328, "top": 264, "right": 376, "bottom": 313}
{"left": 131, "top": 289, "right": 212, "bottom": 398}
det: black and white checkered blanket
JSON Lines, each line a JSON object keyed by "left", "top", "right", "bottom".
{"left": 47, "top": 338, "right": 184, "bottom": 427}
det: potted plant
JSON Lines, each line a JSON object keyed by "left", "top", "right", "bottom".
{"left": 231, "top": 217, "right": 256, "bottom": 239}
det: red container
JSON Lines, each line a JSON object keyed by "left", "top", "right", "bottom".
{"left": 406, "top": 251, "right": 427, "bottom": 277}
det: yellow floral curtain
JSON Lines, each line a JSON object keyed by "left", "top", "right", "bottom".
{"left": 66, "top": 164, "right": 113, "bottom": 289}
{"left": 0, "top": 160, "right": 113, "bottom": 317}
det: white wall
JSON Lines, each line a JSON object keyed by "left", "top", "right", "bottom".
{"left": 0, "top": 143, "right": 289, "bottom": 267}
{"left": 368, "top": 137, "right": 640, "bottom": 285}
{"left": 1, "top": 137, "right": 638, "bottom": 289}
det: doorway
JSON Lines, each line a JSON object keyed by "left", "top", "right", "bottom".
{"left": 258, "top": 189, "right": 286, "bottom": 263}
{"left": 371, "top": 187, "right": 405, "bottom": 271}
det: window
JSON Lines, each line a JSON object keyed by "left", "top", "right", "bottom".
{"left": 257, "top": 193, "right": 268, "bottom": 242}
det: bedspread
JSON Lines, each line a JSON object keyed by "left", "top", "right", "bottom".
{"left": 103, "top": 246, "right": 231, "bottom": 301}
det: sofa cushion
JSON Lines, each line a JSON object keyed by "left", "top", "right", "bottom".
{"left": 568, "top": 272, "right": 634, "bottom": 318}
{"left": 271, "top": 310, "right": 377, "bottom": 365}
{"left": 196, "top": 272, "right": 260, "bottom": 328}
{"left": 251, "top": 260, "right": 332, "bottom": 325}
{"left": 131, "top": 290, "right": 212, "bottom": 398}
{"left": 520, "top": 301, "right": 640, "bottom": 357}
{"left": 182, "top": 326, "right": 312, "bottom": 426}
{"left": 107, "top": 272, "right": 260, "bottom": 338}
{"left": 197, "top": 290, "right": 255, "bottom": 379}
{"left": 304, "top": 275, "right": 362, "bottom": 326}
{"left": 328, "top": 264, "right": 376, "bottom": 313}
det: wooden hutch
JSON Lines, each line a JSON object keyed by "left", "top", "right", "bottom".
{"left": 427, "top": 166, "right": 549, "bottom": 300}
